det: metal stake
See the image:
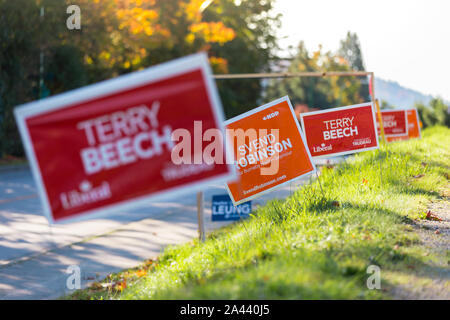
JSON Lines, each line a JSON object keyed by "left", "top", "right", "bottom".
{"left": 197, "top": 191, "right": 205, "bottom": 242}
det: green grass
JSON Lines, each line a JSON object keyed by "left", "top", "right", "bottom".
{"left": 0, "top": 155, "right": 27, "bottom": 167}
{"left": 67, "top": 126, "right": 450, "bottom": 300}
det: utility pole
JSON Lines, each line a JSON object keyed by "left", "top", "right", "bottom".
{"left": 39, "top": 6, "right": 44, "bottom": 99}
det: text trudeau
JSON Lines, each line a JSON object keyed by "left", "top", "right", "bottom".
{"left": 78, "top": 101, "right": 174, "bottom": 175}
{"left": 323, "top": 116, "right": 358, "bottom": 140}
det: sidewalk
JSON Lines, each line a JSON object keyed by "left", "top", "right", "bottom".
{"left": 0, "top": 168, "right": 308, "bottom": 299}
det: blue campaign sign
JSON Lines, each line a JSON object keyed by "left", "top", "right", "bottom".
{"left": 211, "top": 194, "right": 252, "bottom": 221}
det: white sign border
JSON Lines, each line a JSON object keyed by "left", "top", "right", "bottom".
{"left": 299, "top": 102, "right": 380, "bottom": 159}
{"left": 14, "top": 52, "right": 236, "bottom": 224}
{"left": 380, "top": 108, "right": 409, "bottom": 137}
{"left": 385, "top": 108, "right": 422, "bottom": 142}
{"left": 224, "top": 96, "right": 317, "bottom": 206}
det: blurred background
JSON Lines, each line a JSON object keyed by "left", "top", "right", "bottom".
{"left": 1, "top": 0, "right": 449, "bottom": 160}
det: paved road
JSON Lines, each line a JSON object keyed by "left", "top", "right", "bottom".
{"left": 0, "top": 166, "right": 309, "bottom": 299}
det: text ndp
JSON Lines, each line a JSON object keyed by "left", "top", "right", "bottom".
{"left": 78, "top": 101, "right": 174, "bottom": 175}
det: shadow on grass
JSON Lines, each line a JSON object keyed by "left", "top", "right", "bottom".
{"left": 140, "top": 232, "right": 449, "bottom": 300}
{"left": 388, "top": 178, "right": 443, "bottom": 198}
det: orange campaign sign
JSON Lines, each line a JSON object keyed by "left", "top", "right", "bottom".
{"left": 224, "top": 96, "right": 316, "bottom": 205}
{"left": 386, "top": 108, "right": 421, "bottom": 142}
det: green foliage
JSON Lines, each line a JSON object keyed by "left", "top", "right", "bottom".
{"left": 380, "top": 99, "right": 392, "bottom": 109}
{"left": 209, "top": 0, "right": 280, "bottom": 119}
{"left": 338, "top": 31, "right": 365, "bottom": 72}
{"left": 0, "top": 0, "right": 280, "bottom": 155}
{"left": 0, "top": 0, "right": 40, "bottom": 156}
{"left": 67, "top": 127, "right": 450, "bottom": 300}
{"left": 265, "top": 41, "right": 364, "bottom": 109}
{"left": 416, "top": 98, "right": 450, "bottom": 128}
{"left": 338, "top": 31, "right": 370, "bottom": 101}
{"left": 45, "top": 45, "right": 88, "bottom": 94}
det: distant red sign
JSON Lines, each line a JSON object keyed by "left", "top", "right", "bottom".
{"left": 300, "top": 102, "right": 379, "bottom": 158}
{"left": 14, "top": 53, "right": 235, "bottom": 223}
{"left": 377, "top": 109, "right": 408, "bottom": 136}
{"left": 386, "top": 108, "right": 421, "bottom": 142}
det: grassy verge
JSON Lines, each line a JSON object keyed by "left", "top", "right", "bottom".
{"left": 67, "top": 126, "right": 450, "bottom": 300}
{"left": 0, "top": 155, "right": 27, "bottom": 167}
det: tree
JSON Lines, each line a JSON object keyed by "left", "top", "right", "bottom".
{"left": 0, "top": 0, "right": 40, "bottom": 156}
{"left": 338, "top": 31, "right": 370, "bottom": 102}
{"left": 205, "top": 0, "right": 280, "bottom": 118}
{"left": 265, "top": 42, "right": 363, "bottom": 109}
{"left": 416, "top": 98, "right": 450, "bottom": 128}
{"left": 0, "top": 0, "right": 281, "bottom": 156}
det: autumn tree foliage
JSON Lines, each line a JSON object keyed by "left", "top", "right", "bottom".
{"left": 0, "top": 0, "right": 279, "bottom": 156}
{"left": 266, "top": 40, "right": 366, "bottom": 110}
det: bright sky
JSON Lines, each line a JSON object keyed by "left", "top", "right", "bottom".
{"left": 273, "top": 0, "right": 450, "bottom": 101}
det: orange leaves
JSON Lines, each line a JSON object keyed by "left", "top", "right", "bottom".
{"left": 81, "top": 0, "right": 236, "bottom": 74}
{"left": 426, "top": 210, "right": 442, "bottom": 222}
{"left": 116, "top": 0, "right": 234, "bottom": 45}
{"left": 184, "top": 0, "right": 205, "bottom": 22}
{"left": 86, "top": 259, "right": 158, "bottom": 296}
{"left": 113, "top": 279, "right": 127, "bottom": 292}
{"left": 209, "top": 56, "right": 229, "bottom": 73}
{"left": 115, "top": 0, "right": 170, "bottom": 39}
{"left": 117, "top": 7, "right": 159, "bottom": 36}
{"left": 190, "top": 22, "right": 236, "bottom": 44}
{"left": 331, "top": 201, "right": 340, "bottom": 207}
{"left": 135, "top": 269, "right": 148, "bottom": 278}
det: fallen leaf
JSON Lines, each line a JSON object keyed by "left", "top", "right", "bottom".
{"left": 332, "top": 201, "right": 340, "bottom": 207}
{"left": 363, "top": 234, "right": 372, "bottom": 241}
{"left": 413, "top": 174, "right": 425, "bottom": 179}
{"left": 135, "top": 269, "right": 147, "bottom": 278}
{"left": 426, "top": 211, "right": 442, "bottom": 221}
{"left": 113, "top": 279, "right": 127, "bottom": 292}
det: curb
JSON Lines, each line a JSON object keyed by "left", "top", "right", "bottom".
{"left": 0, "top": 163, "right": 29, "bottom": 173}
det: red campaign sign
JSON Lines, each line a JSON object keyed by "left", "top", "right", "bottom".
{"left": 385, "top": 108, "right": 421, "bottom": 142}
{"left": 300, "top": 102, "right": 379, "bottom": 158}
{"left": 14, "top": 53, "right": 235, "bottom": 223}
{"left": 377, "top": 109, "right": 408, "bottom": 136}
